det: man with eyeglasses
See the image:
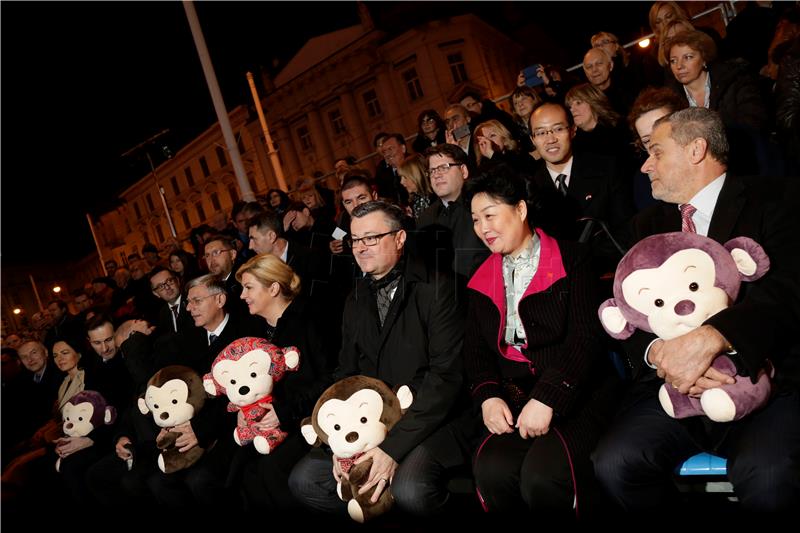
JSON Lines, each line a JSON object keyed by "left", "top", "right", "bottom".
{"left": 529, "top": 102, "right": 632, "bottom": 257}
{"left": 149, "top": 266, "right": 192, "bottom": 336}
{"left": 417, "top": 144, "right": 488, "bottom": 290}
{"left": 290, "top": 200, "right": 469, "bottom": 518}
{"left": 204, "top": 234, "right": 247, "bottom": 316}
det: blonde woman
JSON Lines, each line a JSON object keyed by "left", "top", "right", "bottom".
{"left": 397, "top": 154, "right": 435, "bottom": 218}
{"left": 236, "top": 253, "right": 334, "bottom": 510}
{"left": 473, "top": 119, "right": 539, "bottom": 175}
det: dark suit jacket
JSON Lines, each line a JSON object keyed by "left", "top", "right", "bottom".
{"left": 287, "top": 241, "right": 331, "bottom": 302}
{"left": 626, "top": 176, "right": 800, "bottom": 389}
{"left": 335, "top": 257, "right": 464, "bottom": 462}
{"left": 154, "top": 298, "right": 193, "bottom": 337}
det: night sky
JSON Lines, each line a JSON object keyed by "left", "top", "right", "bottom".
{"left": 1, "top": 1, "right": 652, "bottom": 264}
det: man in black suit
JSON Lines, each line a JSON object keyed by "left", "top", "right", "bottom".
{"left": 203, "top": 235, "right": 247, "bottom": 316}
{"left": 148, "top": 267, "right": 193, "bottom": 337}
{"left": 289, "top": 201, "right": 468, "bottom": 517}
{"left": 529, "top": 102, "right": 633, "bottom": 245}
{"left": 593, "top": 108, "right": 800, "bottom": 511}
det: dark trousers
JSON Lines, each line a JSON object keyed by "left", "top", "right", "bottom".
{"left": 238, "top": 432, "right": 307, "bottom": 510}
{"left": 85, "top": 452, "right": 155, "bottom": 508}
{"left": 473, "top": 430, "right": 574, "bottom": 513}
{"left": 593, "top": 387, "right": 800, "bottom": 511}
{"left": 288, "top": 421, "right": 470, "bottom": 517}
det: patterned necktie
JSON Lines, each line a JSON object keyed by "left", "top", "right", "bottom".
{"left": 680, "top": 204, "right": 697, "bottom": 233}
{"left": 170, "top": 304, "right": 179, "bottom": 331}
{"left": 209, "top": 333, "right": 218, "bottom": 346}
{"left": 555, "top": 174, "right": 568, "bottom": 196}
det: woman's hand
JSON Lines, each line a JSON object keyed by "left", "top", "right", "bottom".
{"left": 55, "top": 436, "right": 94, "bottom": 459}
{"left": 476, "top": 135, "right": 494, "bottom": 159}
{"left": 517, "top": 71, "right": 526, "bottom": 87}
{"left": 516, "top": 398, "right": 553, "bottom": 439}
{"left": 536, "top": 65, "right": 550, "bottom": 86}
{"left": 481, "top": 397, "right": 514, "bottom": 434}
{"left": 115, "top": 437, "right": 133, "bottom": 461}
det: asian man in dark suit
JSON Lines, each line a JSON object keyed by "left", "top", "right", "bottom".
{"left": 593, "top": 108, "right": 800, "bottom": 511}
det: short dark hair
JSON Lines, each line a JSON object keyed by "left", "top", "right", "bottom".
{"left": 383, "top": 133, "right": 406, "bottom": 146}
{"left": 47, "top": 299, "right": 67, "bottom": 311}
{"left": 461, "top": 90, "right": 483, "bottom": 102}
{"left": 424, "top": 143, "right": 469, "bottom": 167}
{"left": 148, "top": 266, "right": 178, "bottom": 286}
{"left": 351, "top": 200, "right": 404, "bottom": 232}
{"left": 203, "top": 234, "right": 235, "bottom": 250}
{"left": 249, "top": 211, "right": 284, "bottom": 238}
{"left": 85, "top": 313, "right": 113, "bottom": 335}
{"left": 373, "top": 132, "right": 389, "bottom": 148}
{"left": 142, "top": 243, "right": 158, "bottom": 254}
{"left": 464, "top": 163, "right": 540, "bottom": 229}
{"left": 341, "top": 176, "right": 373, "bottom": 194}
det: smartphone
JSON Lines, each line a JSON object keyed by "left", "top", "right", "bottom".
{"left": 523, "top": 64, "right": 544, "bottom": 87}
{"left": 452, "top": 124, "right": 471, "bottom": 140}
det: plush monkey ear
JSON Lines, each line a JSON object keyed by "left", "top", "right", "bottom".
{"left": 300, "top": 417, "right": 320, "bottom": 446}
{"left": 203, "top": 376, "right": 219, "bottom": 397}
{"left": 724, "top": 237, "right": 770, "bottom": 282}
{"left": 598, "top": 299, "right": 636, "bottom": 340}
{"left": 137, "top": 397, "right": 149, "bottom": 415}
{"left": 395, "top": 385, "right": 413, "bottom": 411}
{"left": 104, "top": 406, "right": 117, "bottom": 425}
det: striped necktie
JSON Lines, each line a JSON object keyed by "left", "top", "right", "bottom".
{"left": 680, "top": 204, "right": 697, "bottom": 233}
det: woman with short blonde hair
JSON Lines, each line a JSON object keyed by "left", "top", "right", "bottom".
{"left": 397, "top": 154, "right": 435, "bottom": 218}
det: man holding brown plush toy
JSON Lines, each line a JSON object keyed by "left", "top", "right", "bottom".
{"left": 593, "top": 108, "right": 800, "bottom": 511}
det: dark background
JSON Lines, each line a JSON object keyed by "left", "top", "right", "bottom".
{"left": 0, "top": 1, "right": 653, "bottom": 263}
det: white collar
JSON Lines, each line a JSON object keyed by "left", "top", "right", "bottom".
{"left": 545, "top": 155, "right": 574, "bottom": 184}
{"left": 207, "top": 313, "right": 230, "bottom": 341}
{"left": 685, "top": 173, "right": 726, "bottom": 221}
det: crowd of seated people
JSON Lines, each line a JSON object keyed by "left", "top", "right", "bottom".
{"left": 3, "top": 1, "right": 800, "bottom": 522}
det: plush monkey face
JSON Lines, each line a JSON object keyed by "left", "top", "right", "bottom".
{"left": 211, "top": 349, "right": 274, "bottom": 407}
{"left": 62, "top": 401, "right": 96, "bottom": 437}
{"left": 599, "top": 232, "right": 770, "bottom": 340}
{"left": 317, "top": 388, "right": 388, "bottom": 458}
{"left": 302, "top": 376, "right": 413, "bottom": 457}
{"left": 621, "top": 248, "right": 729, "bottom": 339}
{"left": 140, "top": 378, "right": 195, "bottom": 428}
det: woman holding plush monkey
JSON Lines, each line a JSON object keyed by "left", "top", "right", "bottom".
{"left": 235, "top": 253, "right": 335, "bottom": 509}
{"left": 462, "top": 164, "right": 619, "bottom": 515}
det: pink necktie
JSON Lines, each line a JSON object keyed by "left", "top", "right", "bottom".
{"left": 680, "top": 204, "right": 697, "bottom": 233}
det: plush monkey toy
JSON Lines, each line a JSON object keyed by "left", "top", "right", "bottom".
{"left": 599, "top": 232, "right": 772, "bottom": 422}
{"left": 204, "top": 337, "right": 299, "bottom": 454}
{"left": 138, "top": 365, "right": 206, "bottom": 473}
{"left": 56, "top": 390, "right": 116, "bottom": 472}
{"left": 301, "top": 376, "right": 413, "bottom": 523}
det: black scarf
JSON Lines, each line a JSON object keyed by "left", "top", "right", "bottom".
{"left": 368, "top": 256, "right": 405, "bottom": 327}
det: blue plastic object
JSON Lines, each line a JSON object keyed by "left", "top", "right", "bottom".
{"left": 678, "top": 452, "right": 728, "bottom": 476}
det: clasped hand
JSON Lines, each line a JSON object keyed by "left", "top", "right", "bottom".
{"left": 481, "top": 397, "right": 553, "bottom": 439}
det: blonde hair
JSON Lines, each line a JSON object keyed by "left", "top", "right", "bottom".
{"left": 658, "top": 19, "right": 696, "bottom": 66}
{"left": 649, "top": 1, "right": 689, "bottom": 36}
{"left": 565, "top": 83, "right": 621, "bottom": 128}
{"left": 472, "top": 120, "right": 518, "bottom": 165}
{"left": 397, "top": 154, "right": 432, "bottom": 197}
{"left": 236, "top": 253, "right": 301, "bottom": 300}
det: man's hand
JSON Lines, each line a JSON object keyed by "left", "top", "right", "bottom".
{"left": 655, "top": 325, "right": 728, "bottom": 394}
{"left": 355, "top": 447, "right": 398, "bottom": 503}
{"left": 516, "top": 398, "right": 553, "bottom": 439}
{"left": 115, "top": 436, "right": 133, "bottom": 461}
{"left": 688, "top": 366, "right": 736, "bottom": 397}
{"left": 481, "top": 397, "right": 514, "bottom": 434}
{"left": 329, "top": 239, "right": 344, "bottom": 255}
{"left": 172, "top": 422, "right": 199, "bottom": 453}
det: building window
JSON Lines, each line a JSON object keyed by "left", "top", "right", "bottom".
{"left": 145, "top": 194, "right": 155, "bottom": 211}
{"left": 297, "top": 126, "right": 313, "bottom": 151}
{"left": 181, "top": 210, "right": 191, "bottom": 230}
{"left": 329, "top": 109, "right": 346, "bottom": 135}
{"left": 215, "top": 146, "right": 227, "bottom": 168}
{"left": 247, "top": 174, "right": 257, "bottom": 193}
{"left": 199, "top": 156, "right": 211, "bottom": 178}
{"left": 210, "top": 192, "right": 221, "bottom": 211}
{"left": 184, "top": 167, "right": 195, "bottom": 187}
{"left": 228, "top": 184, "right": 239, "bottom": 203}
{"left": 237, "top": 133, "right": 246, "bottom": 155}
{"left": 362, "top": 89, "right": 382, "bottom": 118}
{"left": 402, "top": 68, "right": 424, "bottom": 101}
{"left": 170, "top": 176, "right": 180, "bottom": 196}
{"left": 132, "top": 202, "right": 142, "bottom": 220}
{"left": 448, "top": 52, "right": 468, "bottom": 84}
{"left": 154, "top": 223, "right": 164, "bottom": 244}
{"left": 196, "top": 202, "right": 206, "bottom": 222}
{"left": 125, "top": 219, "right": 132, "bottom": 233}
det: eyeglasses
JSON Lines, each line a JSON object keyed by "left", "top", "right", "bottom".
{"left": 346, "top": 230, "right": 400, "bottom": 249}
{"left": 151, "top": 277, "right": 177, "bottom": 292}
{"left": 532, "top": 125, "right": 570, "bottom": 139}
{"left": 185, "top": 293, "right": 220, "bottom": 307}
{"left": 429, "top": 162, "right": 459, "bottom": 176}
{"left": 203, "top": 248, "right": 232, "bottom": 260}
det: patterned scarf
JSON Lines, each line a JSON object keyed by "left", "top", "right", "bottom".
{"left": 369, "top": 258, "right": 405, "bottom": 327}
{"left": 337, "top": 452, "right": 365, "bottom": 474}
